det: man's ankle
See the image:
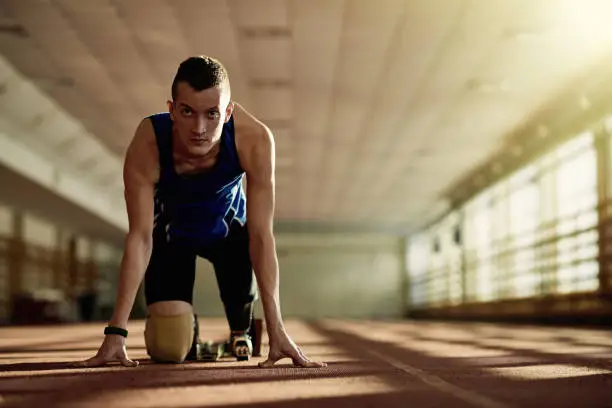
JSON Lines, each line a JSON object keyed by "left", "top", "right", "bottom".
{"left": 231, "top": 329, "right": 249, "bottom": 338}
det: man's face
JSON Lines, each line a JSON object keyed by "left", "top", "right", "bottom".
{"left": 168, "top": 81, "right": 233, "bottom": 156}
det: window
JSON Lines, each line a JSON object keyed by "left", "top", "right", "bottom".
{"left": 407, "top": 234, "right": 430, "bottom": 307}
{"left": 508, "top": 165, "right": 540, "bottom": 298}
{"left": 407, "top": 130, "right": 602, "bottom": 310}
{"left": 464, "top": 188, "right": 495, "bottom": 302}
{"left": 554, "top": 133, "right": 599, "bottom": 293}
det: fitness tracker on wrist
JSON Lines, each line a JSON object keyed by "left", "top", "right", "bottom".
{"left": 104, "top": 326, "right": 128, "bottom": 338}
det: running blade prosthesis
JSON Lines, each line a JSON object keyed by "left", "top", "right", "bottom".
{"left": 232, "top": 317, "right": 264, "bottom": 361}
{"left": 232, "top": 335, "right": 253, "bottom": 361}
{"left": 195, "top": 318, "right": 263, "bottom": 362}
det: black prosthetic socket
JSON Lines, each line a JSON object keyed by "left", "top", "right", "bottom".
{"left": 225, "top": 302, "right": 254, "bottom": 335}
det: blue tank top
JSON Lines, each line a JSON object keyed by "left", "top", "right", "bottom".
{"left": 148, "top": 112, "right": 246, "bottom": 246}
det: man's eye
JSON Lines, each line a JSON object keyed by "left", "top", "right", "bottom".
{"left": 181, "top": 108, "right": 192, "bottom": 115}
{"left": 209, "top": 111, "right": 220, "bottom": 118}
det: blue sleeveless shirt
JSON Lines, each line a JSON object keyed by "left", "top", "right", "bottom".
{"left": 148, "top": 112, "right": 247, "bottom": 246}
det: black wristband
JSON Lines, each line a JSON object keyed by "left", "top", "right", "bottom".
{"left": 104, "top": 326, "right": 128, "bottom": 338}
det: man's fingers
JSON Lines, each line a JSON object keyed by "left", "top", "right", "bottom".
{"left": 297, "top": 348, "right": 309, "bottom": 361}
{"left": 258, "top": 350, "right": 287, "bottom": 368}
{"left": 300, "top": 360, "right": 327, "bottom": 368}
{"left": 72, "top": 353, "right": 139, "bottom": 369}
{"left": 258, "top": 349, "right": 328, "bottom": 369}
{"left": 292, "top": 351, "right": 327, "bottom": 368}
{"left": 72, "top": 355, "right": 106, "bottom": 368}
{"left": 258, "top": 357, "right": 278, "bottom": 368}
{"left": 290, "top": 353, "right": 308, "bottom": 367}
{"left": 120, "top": 356, "right": 139, "bottom": 367}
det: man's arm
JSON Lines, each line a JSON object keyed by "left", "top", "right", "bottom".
{"left": 241, "top": 123, "right": 283, "bottom": 333}
{"left": 74, "top": 118, "right": 158, "bottom": 368}
{"left": 108, "top": 118, "right": 158, "bottom": 329}
{"left": 237, "top": 108, "right": 325, "bottom": 368}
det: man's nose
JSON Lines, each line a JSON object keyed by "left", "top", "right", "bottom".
{"left": 194, "top": 116, "right": 206, "bottom": 134}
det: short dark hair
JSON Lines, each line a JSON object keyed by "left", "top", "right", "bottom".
{"left": 171, "top": 56, "right": 229, "bottom": 99}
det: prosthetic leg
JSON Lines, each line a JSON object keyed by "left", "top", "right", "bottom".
{"left": 186, "top": 308, "right": 263, "bottom": 362}
{"left": 188, "top": 224, "right": 264, "bottom": 362}
{"left": 224, "top": 307, "right": 263, "bottom": 361}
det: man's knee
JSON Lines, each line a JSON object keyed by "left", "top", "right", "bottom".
{"left": 145, "top": 304, "right": 194, "bottom": 363}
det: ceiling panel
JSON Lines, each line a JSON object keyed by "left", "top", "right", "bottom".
{"left": 112, "top": 0, "right": 191, "bottom": 86}
{"left": 313, "top": 0, "right": 405, "bottom": 216}
{"left": 0, "top": 0, "right": 610, "bottom": 234}
{"left": 352, "top": 1, "right": 468, "bottom": 159}
{"left": 291, "top": 0, "right": 344, "bottom": 219}
{"left": 242, "top": 38, "right": 292, "bottom": 81}
{"left": 333, "top": 1, "right": 470, "bottom": 214}
{"left": 251, "top": 87, "right": 292, "bottom": 121}
{"left": 345, "top": 1, "right": 523, "bottom": 216}
{"left": 174, "top": 0, "right": 252, "bottom": 106}
{"left": 272, "top": 127, "right": 292, "bottom": 155}
{"left": 291, "top": 0, "right": 341, "bottom": 135}
{"left": 0, "top": 0, "right": 134, "bottom": 153}
{"left": 53, "top": 0, "right": 166, "bottom": 115}
{"left": 230, "top": 0, "right": 289, "bottom": 28}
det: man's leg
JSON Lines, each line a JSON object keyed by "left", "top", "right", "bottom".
{"left": 143, "top": 236, "right": 197, "bottom": 363}
{"left": 203, "top": 221, "right": 258, "bottom": 355}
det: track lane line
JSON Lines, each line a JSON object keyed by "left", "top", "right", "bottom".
{"left": 365, "top": 348, "right": 514, "bottom": 408}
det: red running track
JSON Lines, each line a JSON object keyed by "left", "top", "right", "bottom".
{"left": 0, "top": 319, "right": 611, "bottom": 408}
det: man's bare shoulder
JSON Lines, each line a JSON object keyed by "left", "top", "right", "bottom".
{"left": 124, "top": 117, "right": 159, "bottom": 184}
{"left": 233, "top": 103, "right": 273, "bottom": 147}
{"left": 129, "top": 117, "right": 157, "bottom": 151}
{"left": 232, "top": 103, "right": 274, "bottom": 174}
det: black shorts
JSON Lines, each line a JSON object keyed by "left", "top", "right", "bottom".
{"left": 144, "top": 220, "right": 257, "bottom": 309}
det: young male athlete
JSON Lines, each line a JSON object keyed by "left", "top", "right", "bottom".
{"left": 76, "top": 56, "right": 325, "bottom": 368}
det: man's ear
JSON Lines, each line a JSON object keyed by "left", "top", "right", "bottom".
{"left": 167, "top": 100, "right": 175, "bottom": 121}
{"left": 225, "top": 101, "right": 235, "bottom": 123}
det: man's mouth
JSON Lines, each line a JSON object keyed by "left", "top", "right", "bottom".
{"left": 191, "top": 136, "right": 208, "bottom": 144}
